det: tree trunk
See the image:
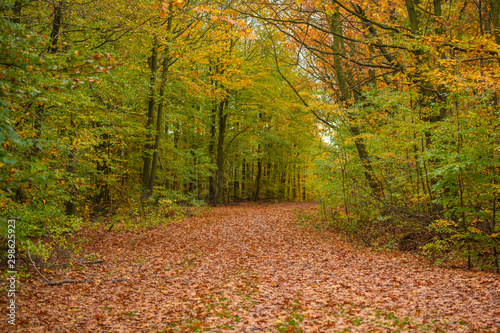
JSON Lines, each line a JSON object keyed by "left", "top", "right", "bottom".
{"left": 148, "top": 5, "right": 173, "bottom": 192}
{"left": 233, "top": 161, "right": 240, "bottom": 200}
{"left": 65, "top": 116, "right": 77, "bottom": 215}
{"left": 208, "top": 101, "right": 217, "bottom": 204}
{"left": 253, "top": 148, "right": 262, "bottom": 201}
{"left": 94, "top": 130, "right": 111, "bottom": 213}
{"left": 215, "top": 98, "right": 228, "bottom": 205}
{"left": 404, "top": 0, "right": 420, "bottom": 34}
{"left": 330, "top": 6, "right": 382, "bottom": 195}
{"left": 142, "top": 38, "right": 159, "bottom": 197}
{"left": 490, "top": 0, "right": 500, "bottom": 44}
{"left": 49, "top": 1, "right": 65, "bottom": 53}
{"left": 148, "top": 54, "right": 169, "bottom": 192}
{"left": 241, "top": 160, "right": 247, "bottom": 199}
{"left": 12, "top": 1, "right": 23, "bottom": 24}
{"left": 143, "top": 2, "right": 174, "bottom": 197}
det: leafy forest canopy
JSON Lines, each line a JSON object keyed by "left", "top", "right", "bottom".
{"left": 1, "top": 0, "right": 499, "bottom": 272}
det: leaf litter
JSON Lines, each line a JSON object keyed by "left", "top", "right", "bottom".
{"left": 3, "top": 202, "right": 500, "bottom": 332}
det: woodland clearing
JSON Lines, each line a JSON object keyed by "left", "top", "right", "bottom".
{"left": 3, "top": 202, "right": 500, "bottom": 332}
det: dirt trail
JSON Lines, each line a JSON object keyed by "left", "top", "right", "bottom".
{"left": 6, "top": 202, "right": 500, "bottom": 332}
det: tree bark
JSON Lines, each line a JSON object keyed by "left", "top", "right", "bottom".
{"left": 49, "top": 1, "right": 65, "bottom": 53}
{"left": 208, "top": 98, "right": 217, "bottom": 204}
{"left": 233, "top": 161, "right": 240, "bottom": 200}
{"left": 330, "top": 6, "right": 382, "bottom": 195}
{"left": 490, "top": 0, "right": 500, "bottom": 44}
{"left": 65, "top": 116, "right": 77, "bottom": 215}
{"left": 253, "top": 150, "right": 262, "bottom": 201}
{"left": 241, "top": 160, "right": 247, "bottom": 199}
{"left": 12, "top": 1, "right": 23, "bottom": 24}
{"left": 148, "top": 4, "right": 174, "bottom": 192}
{"left": 142, "top": 38, "right": 159, "bottom": 197}
{"left": 404, "top": 0, "right": 420, "bottom": 34}
{"left": 147, "top": 53, "right": 168, "bottom": 192}
{"left": 215, "top": 98, "right": 229, "bottom": 205}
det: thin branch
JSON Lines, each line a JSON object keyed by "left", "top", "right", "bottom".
{"left": 27, "top": 249, "right": 50, "bottom": 284}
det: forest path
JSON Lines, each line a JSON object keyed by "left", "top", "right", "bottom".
{"left": 13, "top": 202, "right": 500, "bottom": 332}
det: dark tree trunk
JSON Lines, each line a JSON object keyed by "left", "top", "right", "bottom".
{"left": 233, "top": 163, "right": 240, "bottom": 200}
{"left": 490, "top": 0, "right": 500, "bottom": 44}
{"left": 329, "top": 7, "right": 382, "bottom": 196}
{"left": 65, "top": 116, "right": 77, "bottom": 215}
{"left": 208, "top": 103, "right": 217, "bottom": 204}
{"left": 241, "top": 160, "right": 247, "bottom": 199}
{"left": 49, "top": 1, "right": 65, "bottom": 53}
{"left": 253, "top": 149, "right": 262, "bottom": 201}
{"left": 215, "top": 98, "right": 228, "bottom": 205}
{"left": 12, "top": 1, "right": 23, "bottom": 24}
{"left": 142, "top": 38, "right": 159, "bottom": 198}
{"left": 94, "top": 131, "right": 111, "bottom": 213}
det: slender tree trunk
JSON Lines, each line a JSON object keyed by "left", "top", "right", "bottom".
{"left": 142, "top": 38, "right": 159, "bottom": 197}
{"left": 241, "top": 160, "right": 247, "bottom": 199}
{"left": 65, "top": 145, "right": 77, "bottom": 215}
{"left": 215, "top": 98, "right": 228, "bottom": 205}
{"left": 94, "top": 130, "right": 111, "bottom": 213}
{"left": 148, "top": 54, "right": 169, "bottom": 192}
{"left": 48, "top": 1, "right": 65, "bottom": 53}
{"left": 142, "top": 2, "right": 175, "bottom": 197}
{"left": 208, "top": 102, "right": 217, "bottom": 204}
{"left": 490, "top": 0, "right": 500, "bottom": 44}
{"left": 234, "top": 161, "right": 240, "bottom": 200}
{"left": 330, "top": 6, "right": 382, "bottom": 195}
{"left": 279, "top": 166, "right": 286, "bottom": 199}
{"left": 253, "top": 150, "right": 262, "bottom": 201}
{"left": 148, "top": 5, "right": 173, "bottom": 192}
{"left": 12, "top": 1, "right": 23, "bottom": 24}
{"left": 404, "top": 0, "right": 420, "bottom": 34}
{"left": 65, "top": 116, "right": 77, "bottom": 215}
{"left": 405, "top": 0, "right": 447, "bottom": 204}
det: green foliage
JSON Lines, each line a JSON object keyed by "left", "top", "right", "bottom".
{"left": 315, "top": 83, "right": 500, "bottom": 271}
{"left": 0, "top": 14, "right": 86, "bottom": 260}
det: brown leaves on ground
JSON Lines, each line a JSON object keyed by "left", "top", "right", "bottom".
{"left": 3, "top": 202, "right": 500, "bottom": 332}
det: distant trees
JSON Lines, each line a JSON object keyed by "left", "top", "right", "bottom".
{"left": 1, "top": 0, "right": 318, "bottom": 260}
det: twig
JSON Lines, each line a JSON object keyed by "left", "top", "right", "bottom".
{"left": 47, "top": 279, "right": 92, "bottom": 286}
{"left": 360, "top": 236, "right": 373, "bottom": 247}
{"left": 47, "top": 278, "right": 126, "bottom": 286}
{"left": 27, "top": 249, "right": 50, "bottom": 284}
{"left": 158, "top": 153, "right": 165, "bottom": 170}
{"left": 84, "top": 259, "right": 105, "bottom": 265}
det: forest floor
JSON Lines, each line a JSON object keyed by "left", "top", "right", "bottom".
{"left": 4, "top": 202, "right": 500, "bottom": 332}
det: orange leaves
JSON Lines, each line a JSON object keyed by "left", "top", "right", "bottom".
{"left": 192, "top": 5, "right": 209, "bottom": 14}
{"left": 159, "top": 4, "right": 167, "bottom": 18}
{"left": 222, "top": 17, "right": 237, "bottom": 25}
{"left": 191, "top": 6, "right": 255, "bottom": 39}
{"left": 12, "top": 203, "right": 500, "bottom": 332}
{"left": 154, "top": 0, "right": 183, "bottom": 18}
{"left": 173, "top": 0, "right": 183, "bottom": 9}
{"left": 240, "top": 28, "right": 257, "bottom": 40}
